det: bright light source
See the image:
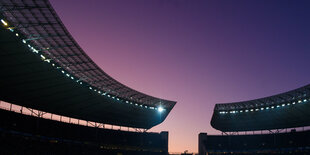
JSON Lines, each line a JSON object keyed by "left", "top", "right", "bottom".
{"left": 1, "top": 19, "right": 8, "bottom": 26}
{"left": 15, "top": 33, "right": 19, "bottom": 37}
{"left": 33, "top": 49, "right": 38, "bottom": 53}
{"left": 158, "top": 106, "right": 164, "bottom": 112}
{"left": 40, "top": 55, "right": 45, "bottom": 60}
{"left": 22, "top": 39, "right": 26, "bottom": 44}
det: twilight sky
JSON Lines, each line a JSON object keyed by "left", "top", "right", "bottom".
{"left": 50, "top": 0, "right": 310, "bottom": 153}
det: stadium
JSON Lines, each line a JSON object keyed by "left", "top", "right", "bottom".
{"left": 1, "top": 0, "right": 310, "bottom": 155}
{"left": 199, "top": 85, "right": 310, "bottom": 155}
{"left": 0, "top": 0, "right": 176, "bottom": 154}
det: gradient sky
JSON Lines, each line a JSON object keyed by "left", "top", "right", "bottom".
{"left": 50, "top": 0, "right": 310, "bottom": 153}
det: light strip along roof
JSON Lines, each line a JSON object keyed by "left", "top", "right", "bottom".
{"left": 215, "top": 84, "right": 310, "bottom": 111}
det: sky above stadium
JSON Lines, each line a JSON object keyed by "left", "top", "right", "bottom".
{"left": 50, "top": 0, "right": 310, "bottom": 153}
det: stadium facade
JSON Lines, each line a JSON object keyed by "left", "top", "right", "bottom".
{"left": 0, "top": 0, "right": 176, "bottom": 154}
{"left": 199, "top": 85, "right": 310, "bottom": 155}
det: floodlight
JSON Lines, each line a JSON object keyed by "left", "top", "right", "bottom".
{"left": 40, "top": 55, "right": 45, "bottom": 59}
{"left": 1, "top": 19, "right": 8, "bottom": 26}
{"left": 158, "top": 106, "right": 164, "bottom": 112}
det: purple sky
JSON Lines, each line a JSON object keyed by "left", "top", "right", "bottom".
{"left": 50, "top": 0, "right": 310, "bottom": 153}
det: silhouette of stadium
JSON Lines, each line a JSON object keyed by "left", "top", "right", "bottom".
{"left": 1, "top": 0, "right": 310, "bottom": 155}
{"left": 0, "top": 0, "right": 176, "bottom": 154}
{"left": 199, "top": 85, "right": 310, "bottom": 155}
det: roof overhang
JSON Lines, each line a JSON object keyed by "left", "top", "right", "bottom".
{"left": 0, "top": 0, "right": 176, "bottom": 129}
{"left": 211, "top": 85, "right": 310, "bottom": 132}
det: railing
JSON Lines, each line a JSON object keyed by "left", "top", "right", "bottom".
{"left": 0, "top": 100, "right": 149, "bottom": 132}
{"left": 218, "top": 127, "right": 310, "bottom": 136}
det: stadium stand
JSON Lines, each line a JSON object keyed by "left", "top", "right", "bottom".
{"left": 0, "top": 108, "right": 168, "bottom": 155}
{"left": 0, "top": 0, "right": 176, "bottom": 129}
{"left": 200, "top": 85, "right": 310, "bottom": 155}
{"left": 199, "top": 131, "right": 310, "bottom": 155}
{"left": 0, "top": 0, "right": 175, "bottom": 154}
{"left": 211, "top": 85, "right": 310, "bottom": 132}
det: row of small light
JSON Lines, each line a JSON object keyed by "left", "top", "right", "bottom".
{"left": 219, "top": 98, "right": 309, "bottom": 114}
{"left": 1, "top": 18, "right": 165, "bottom": 113}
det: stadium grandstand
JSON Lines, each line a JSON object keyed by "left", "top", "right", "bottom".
{"left": 199, "top": 84, "right": 310, "bottom": 155}
{"left": 0, "top": 0, "right": 176, "bottom": 154}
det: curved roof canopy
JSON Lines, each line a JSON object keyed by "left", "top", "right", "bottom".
{"left": 0, "top": 0, "right": 176, "bottom": 129}
{"left": 211, "top": 84, "right": 310, "bottom": 132}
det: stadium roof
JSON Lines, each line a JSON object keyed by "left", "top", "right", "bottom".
{"left": 211, "top": 84, "right": 310, "bottom": 132}
{"left": 0, "top": 0, "right": 176, "bottom": 129}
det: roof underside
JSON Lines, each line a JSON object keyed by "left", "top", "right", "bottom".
{"left": 0, "top": 0, "right": 176, "bottom": 129}
{"left": 211, "top": 85, "right": 310, "bottom": 132}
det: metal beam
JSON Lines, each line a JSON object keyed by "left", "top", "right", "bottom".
{"left": 25, "top": 34, "right": 66, "bottom": 41}
{"left": 0, "top": 5, "right": 47, "bottom": 12}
